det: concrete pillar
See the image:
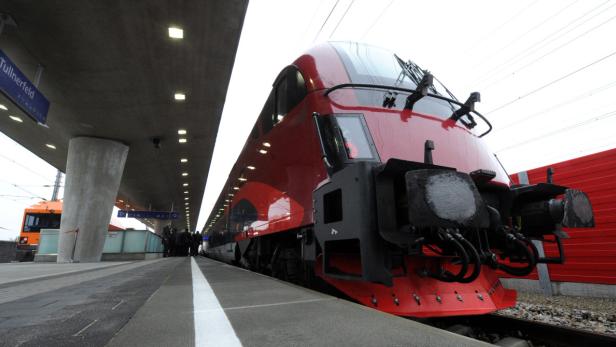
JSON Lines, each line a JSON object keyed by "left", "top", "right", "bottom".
{"left": 57, "top": 137, "right": 129, "bottom": 262}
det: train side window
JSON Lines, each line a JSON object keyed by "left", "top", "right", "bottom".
{"left": 272, "top": 67, "right": 308, "bottom": 127}
{"left": 250, "top": 124, "right": 259, "bottom": 140}
{"left": 289, "top": 69, "right": 307, "bottom": 110}
{"left": 260, "top": 91, "right": 275, "bottom": 133}
{"left": 274, "top": 78, "right": 288, "bottom": 125}
{"left": 230, "top": 199, "right": 258, "bottom": 234}
{"left": 318, "top": 116, "right": 345, "bottom": 170}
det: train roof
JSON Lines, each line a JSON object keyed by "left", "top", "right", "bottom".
{"left": 24, "top": 200, "right": 63, "bottom": 213}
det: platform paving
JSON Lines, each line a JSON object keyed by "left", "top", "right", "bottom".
{"left": 0, "top": 257, "right": 491, "bottom": 346}
{"left": 0, "top": 260, "right": 128, "bottom": 285}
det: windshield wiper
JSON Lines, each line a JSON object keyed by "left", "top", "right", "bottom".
{"left": 382, "top": 72, "right": 433, "bottom": 110}
{"left": 404, "top": 72, "right": 433, "bottom": 111}
{"left": 450, "top": 92, "right": 481, "bottom": 129}
{"left": 323, "top": 84, "right": 493, "bottom": 137}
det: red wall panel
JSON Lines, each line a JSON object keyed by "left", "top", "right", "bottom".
{"left": 511, "top": 148, "right": 616, "bottom": 285}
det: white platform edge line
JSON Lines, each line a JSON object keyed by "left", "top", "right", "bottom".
{"left": 191, "top": 257, "right": 242, "bottom": 347}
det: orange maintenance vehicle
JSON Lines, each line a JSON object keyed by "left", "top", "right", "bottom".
{"left": 16, "top": 200, "right": 123, "bottom": 261}
{"left": 17, "top": 200, "right": 63, "bottom": 260}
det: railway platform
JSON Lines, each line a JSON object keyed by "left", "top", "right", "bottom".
{"left": 0, "top": 257, "right": 488, "bottom": 346}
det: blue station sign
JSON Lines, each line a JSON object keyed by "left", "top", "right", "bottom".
{"left": 117, "top": 210, "right": 179, "bottom": 220}
{"left": 0, "top": 49, "right": 50, "bottom": 124}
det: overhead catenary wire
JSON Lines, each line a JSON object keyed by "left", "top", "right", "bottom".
{"left": 492, "top": 79, "right": 616, "bottom": 133}
{"left": 481, "top": 10, "right": 616, "bottom": 91}
{"left": 515, "top": 134, "right": 616, "bottom": 170}
{"left": 301, "top": 0, "right": 326, "bottom": 44}
{"left": 464, "top": 0, "right": 542, "bottom": 54}
{"left": 9, "top": 184, "right": 48, "bottom": 201}
{"left": 470, "top": 0, "right": 579, "bottom": 71}
{"left": 0, "top": 178, "right": 49, "bottom": 201}
{"left": 486, "top": 48, "right": 616, "bottom": 114}
{"left": 329, "top": 0, "right": 354, "bottom": 39}
{"left": 0, "top": 194, "right": 42, "bottom": 199}
{"left": 360, "top": 0, "right": 394, "bottom": 40}
{"left": 312, "top": 0, "right": 341, "bottom": 43}
{"left": 0, "top": 152, "right": 56, "bottom": 183}
{"left": 495, "top": 108, "right": 616, "bottom": 153}
{"left": 472, "top": 0, "right": 613, "bottom": 88}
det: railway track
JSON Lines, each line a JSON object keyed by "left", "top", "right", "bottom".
{"left": 426, "top": 314, "right": 616, "bottom": 347}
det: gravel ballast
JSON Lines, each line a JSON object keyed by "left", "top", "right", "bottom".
{"left": 496, "top": 291, "right": 616, "bottom": 335}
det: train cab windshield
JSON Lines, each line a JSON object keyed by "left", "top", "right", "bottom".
{"left": 23, "top": 213, "right": 61, "bottom": 232}
{"left": 330, "top": 42, "right": 490, "bottom": 136}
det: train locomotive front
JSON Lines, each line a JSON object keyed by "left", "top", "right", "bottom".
{"left": 204, "top": 42, "right": 594, "bottom": 318}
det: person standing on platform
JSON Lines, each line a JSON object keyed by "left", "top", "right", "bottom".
{"left": 190, "top": 231, "right": 201, "bottom": 256}
{"left": 162, "top": 225, "right": 171, "bottom": 257}
{"left": 181, "top": 229, "right": 192, "bottom": 256}
{"left": 169, "top": 228, "right": 177, "bottom": 256}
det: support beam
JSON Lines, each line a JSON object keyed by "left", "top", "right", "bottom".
{"left": 57, "top": 137, "right": 128, "bottom": 262}
{"left": 517, "top": 171, "right": 553, "bottom": 296}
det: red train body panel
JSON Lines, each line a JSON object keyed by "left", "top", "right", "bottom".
{"left": 204, "top": 42, "right": 594, "bottom": 317}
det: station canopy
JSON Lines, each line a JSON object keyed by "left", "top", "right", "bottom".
{"left": 0, "top": 0, "right": 248, "bottom": 230}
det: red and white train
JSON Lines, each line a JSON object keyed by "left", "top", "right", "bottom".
{"left": 203, "top": 42, "right": 594, "bottom": 317}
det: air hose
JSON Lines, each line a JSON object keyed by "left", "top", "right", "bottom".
{"left": 496, "top": 236, "right": 537, "bottom": 276}
{"left": 428, "top": 230, "right": 470, "bottom": 282}
{"left": 455, "top": 234, "right": 482, "bottom": 283}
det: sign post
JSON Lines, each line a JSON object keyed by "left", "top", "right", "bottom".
{"left": 0, "top": 49, "right": 50, "bottom": 124}
{"left": 117, "top": 210, "right": 179, "bottom": 220}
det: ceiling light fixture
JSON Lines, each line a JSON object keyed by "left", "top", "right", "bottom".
{"left": 183, "top": 183, "right": 189, "bottom": 187}
{"left": 233, "top": 186, "right": 240, "bottom": 190}
{"left": 180, "top": 158, "right": 188, "bottom": 163}
{"left": 184, "top": 191, "right": 189, "bottom": 194}
{"left": 45, "top": 144, "right": 56, "bottom": 149}
{"left": 184, "top": 197, "right": 189, "bottom": 200}
{"left": 178, "top": 138, "right": 187, "bottom": 143}
{"left": 9, "top": 115, "right": 22, "bottom": 123}
{"left": 168, "top": 27, "right": 184, "bottom": 39}
{"left": 182, "top": 172, "right": 188, "bottom": 176}
{"left": 0, "top": 104, "right": 7, "bottom": 111}
{"left": 259, "top": 149, "right": 267, "bottom": 154}
{"left": 178, "top": 129, "right": 187, "bottom": 135}
{"left": 263, "top": 142, "right": 271, "bottom": 147}
{"left": 174, "top": 92, "right": 186, "bottom": 101}
{"left": 238, "top": 177, "right": 247, "bottom": 182}
{"left": 247, "top": 165, "right": 255, "bottom": 170}
{"left": 185, "top": 202, "right": 189, "bottom": 205}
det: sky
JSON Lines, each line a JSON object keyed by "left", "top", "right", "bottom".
{"left": 0, "top": 134, "right": 147, "bottom": 240}
{"left": 0, "top": 134, "right": 59, "bottom": 240}
{"left": 1, "top": 0, "right": 615, "bottom": 238}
